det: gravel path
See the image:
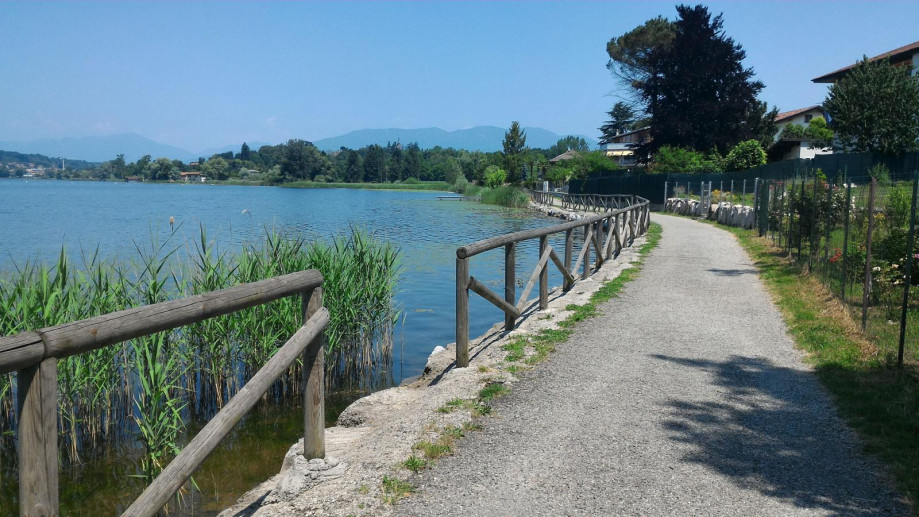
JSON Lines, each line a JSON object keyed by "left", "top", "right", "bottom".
{"left": 395, "top": 214, "right": 908, "bottom": 516}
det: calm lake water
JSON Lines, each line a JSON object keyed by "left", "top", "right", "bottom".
{"left": 0, "top": 179, "right": 572, "bottom": 514}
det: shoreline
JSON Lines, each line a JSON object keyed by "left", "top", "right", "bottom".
{"left": 219, "top": 201, "right": 645, "bottom": 516}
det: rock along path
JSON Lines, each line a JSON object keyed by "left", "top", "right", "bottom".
{"left": 395, "top": 214, "right": 908, "bottom": 516}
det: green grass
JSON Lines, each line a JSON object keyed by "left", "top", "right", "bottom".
{"left": 464, "top": 185, "right": 530, "bottom": 208}
{"left": 381, "top": 475, "right": 415, "bottom": 504}
{"left": 478, "top": 382, "right": 509, "bottom": 402}
{"left": 402, "top": 455, "right": 428, "bottom": 473}
{"left": 705, "top": 219, "right": 919, "bottom": 511}
{"left": 500, "top": 222, "right": 662, "bottom": 370}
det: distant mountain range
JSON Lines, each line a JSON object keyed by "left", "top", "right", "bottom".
{"left": 0, "top": 127, "right": 596, "bottom": 164}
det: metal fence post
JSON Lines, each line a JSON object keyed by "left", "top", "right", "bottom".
{"left": 862, "top": 178, "right": 877, "bottom": 331}
{"left": 842, "top": 180, "right": 852, "bottom": 300}
{"left": 898, "top": 171, "right": 919, "bottom": 367}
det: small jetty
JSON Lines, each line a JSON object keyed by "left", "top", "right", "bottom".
{"left": 437, "top": 195, "right": 467, "bottom": 201}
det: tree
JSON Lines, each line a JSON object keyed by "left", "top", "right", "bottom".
{"left": 502, "top": 121, "right": 527, "bottom": 183}
{"left": 606, "top": 16, "right": 675, "bottom": 103}
{"left": 598, "top": 102, "right": 637, "bottom": 144}
{"left": 344, "top": 150, "right": 363, "bottom": 182}
{"left": 363, "top": 144, "right": 387, "bottom": 182}
{"left": 546, "top": 136, "right": 591, "bottom": 158}
{"left": 150, "top": 157, "right": 178, "bottom": 181}
{"left": 780, "top": 116, "right": 835, "bottom": 150}
{"left": 635, "top": 5, "right": 771, "bottom": 156}
{"left": 824, "top": 58, "right": 919, "bottom": 154}
{"left": 239, "top": 142, "right": 251, "bottom": 161}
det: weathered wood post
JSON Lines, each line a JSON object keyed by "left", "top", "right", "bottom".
{"left": 505, "top": 243, "right": 516, "bottom": 331}
{"left": 456, "top": 257, "right": 470, "bottom": 367}
{"left": 18, "top": 358, "right": 59, "bottom": 517}
{"left": 582, "top": 224, "right": 591, "bottom": 279}
{"left": 862, "top": 178, "right": 877, "bottom": 331}
{"left": 664, "top": 181, "right": 668, "bottom": 211}
{"left": 539, "top": 236, "right": 549, "bottom": 310}
{"left": 302, "top": 287, "right": 325, "bottom": 459}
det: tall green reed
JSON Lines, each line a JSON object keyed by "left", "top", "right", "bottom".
{"left": 0, "top": 224, "right": 401, "bottom": 491}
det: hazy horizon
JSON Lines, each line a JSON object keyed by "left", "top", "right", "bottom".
{"left": 3, "top": 1, "right": 918, "bottom": 151}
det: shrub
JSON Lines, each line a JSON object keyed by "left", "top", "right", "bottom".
{"left": 483, "top": 166, "right": 506, "bottom": 188}
{"left": 452, "top": 175, "right": 469, "bottom": 194}
{"left": 724, "top": 139, "right": 766, "bottom": 172}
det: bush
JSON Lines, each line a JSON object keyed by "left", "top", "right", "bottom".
{"left": 479, "top": 186, "right": 529, "bottom": 208}
{"left": 452, "top": 175, "right": 469, "bottom": 194}
{"left": 403, "top": 177, "right": 421, "bottom": 184}
{"left": 724, "top": 139, "right": 766, "bottom": 172}
{"left": 484, "top": 166, "right": 506, "bottom": 188}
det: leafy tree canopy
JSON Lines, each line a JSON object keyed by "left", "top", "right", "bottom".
{"left": 614, "top": 5, "right": 774, "bottom": 158}
{"left": 606, "top": 16, "right": 675, "bottom": 98}
{"left": 547, "top": 136, "right": 591, "bottom": 158}
{"left": 824, "top": 57, "right": 919, "bottom": 154}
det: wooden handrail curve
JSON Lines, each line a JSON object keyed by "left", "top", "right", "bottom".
{"left": 455, "top": 196, "right": 650, "bottom": 367}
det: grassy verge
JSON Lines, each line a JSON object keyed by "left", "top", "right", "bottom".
{"left": 389, "top": 222, "right": 662, "bottom": 504}
{"left": 703, "top": 219, "right": 919, "bottom": 510}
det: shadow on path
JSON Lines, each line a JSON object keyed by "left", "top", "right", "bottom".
{"left": 652, "top": 354, "right": 907, "bottom": 516}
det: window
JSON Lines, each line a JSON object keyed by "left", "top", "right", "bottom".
{"left": 804, "top": 114, "right": 813, "bottom": 123}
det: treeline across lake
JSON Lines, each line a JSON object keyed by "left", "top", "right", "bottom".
{"left": 3, "top": 134, "right": 602, "bottom": 186}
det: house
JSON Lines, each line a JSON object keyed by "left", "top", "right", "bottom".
{"left": 125, "top": 176, "right": 143, "bottom": 183}
{"left": 180, "top": 171, "right": 206, "bottom": 183}
{"left": 769, "top": 105, "right": 834, "bottom": 160}
{"left": 813, "top": 40, "right": 919, "bottom": 83}
{"left": 22, "top": 168, "right": 44, "bottom": 178}
{"left": 603, "top": 127, "right": 651, "bottom": 166}
{"left": 549, "top": 150, "right": 579, "bottom": 164}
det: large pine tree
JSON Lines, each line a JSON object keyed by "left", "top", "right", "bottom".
{"left": 638, "top": 5, "right": 771, "bottom": 156}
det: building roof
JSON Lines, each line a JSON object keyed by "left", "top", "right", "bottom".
{"left": 813, "top": 40, "right": 919, "bottom": 83}
{"left": 774, "top": 105, "right": 823, "bottom": 124}
{"left": 549, "top": 150, "right": 579, "bottom": 163}
{"left": 180, "top": 171, "right": 201, "bottom": 176}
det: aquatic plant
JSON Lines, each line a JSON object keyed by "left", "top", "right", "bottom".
{"left": 0, "top": 224, "right": 400, "bottom": 504}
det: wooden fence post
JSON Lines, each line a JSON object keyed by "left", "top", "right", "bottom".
{"left": 505, "top": 243, "right": 516, "bottom": 331}
{"left": 564, "top": 228, "right": 573, "bottom": 288}
{"left": 456, "top": 257, "right": 470, "bottom": 367}
{"left": 17, "top": 357, "right": 59, "bottom": 517}
{"left": 539, "top": 236, "right": 548, "bottom": 310}
{"left": 302, "top": 287, "right": 325, "bottom": 460}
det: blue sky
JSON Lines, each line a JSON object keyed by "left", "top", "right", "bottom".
{"left": 2, "top": 1, "right": 918, "bottom": 152}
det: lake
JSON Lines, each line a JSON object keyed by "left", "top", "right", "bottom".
{"left": 0, "top": 179, "right": 572, "bottom": 514}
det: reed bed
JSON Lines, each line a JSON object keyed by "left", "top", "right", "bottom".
{"left": 0, "top": 225, "right": 400, "bottom": 489}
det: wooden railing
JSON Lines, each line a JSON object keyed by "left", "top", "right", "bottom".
{"left": 528, "top": 190, "right": 637, "bottom": 212}
{"left": 455, "top": 196, "right": 650, "bottom": 366}
{"left": 0, "top": 270, "right": 329, "bottom": 517}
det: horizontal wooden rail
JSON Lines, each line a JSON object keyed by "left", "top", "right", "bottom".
{"left": 0, "top": 270, "right": 323, "bottom": 375}
{"left": 456, "top": 196, "right": 650, "bottom": 367}
{"left": 458, "top": 205, "right": 640, "bottom": 259}
{"left": 122, "top": 307, "right": 330, "bottom": 517}
{"left": 6, "top": 269, "right": 328, "bottom": 517}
